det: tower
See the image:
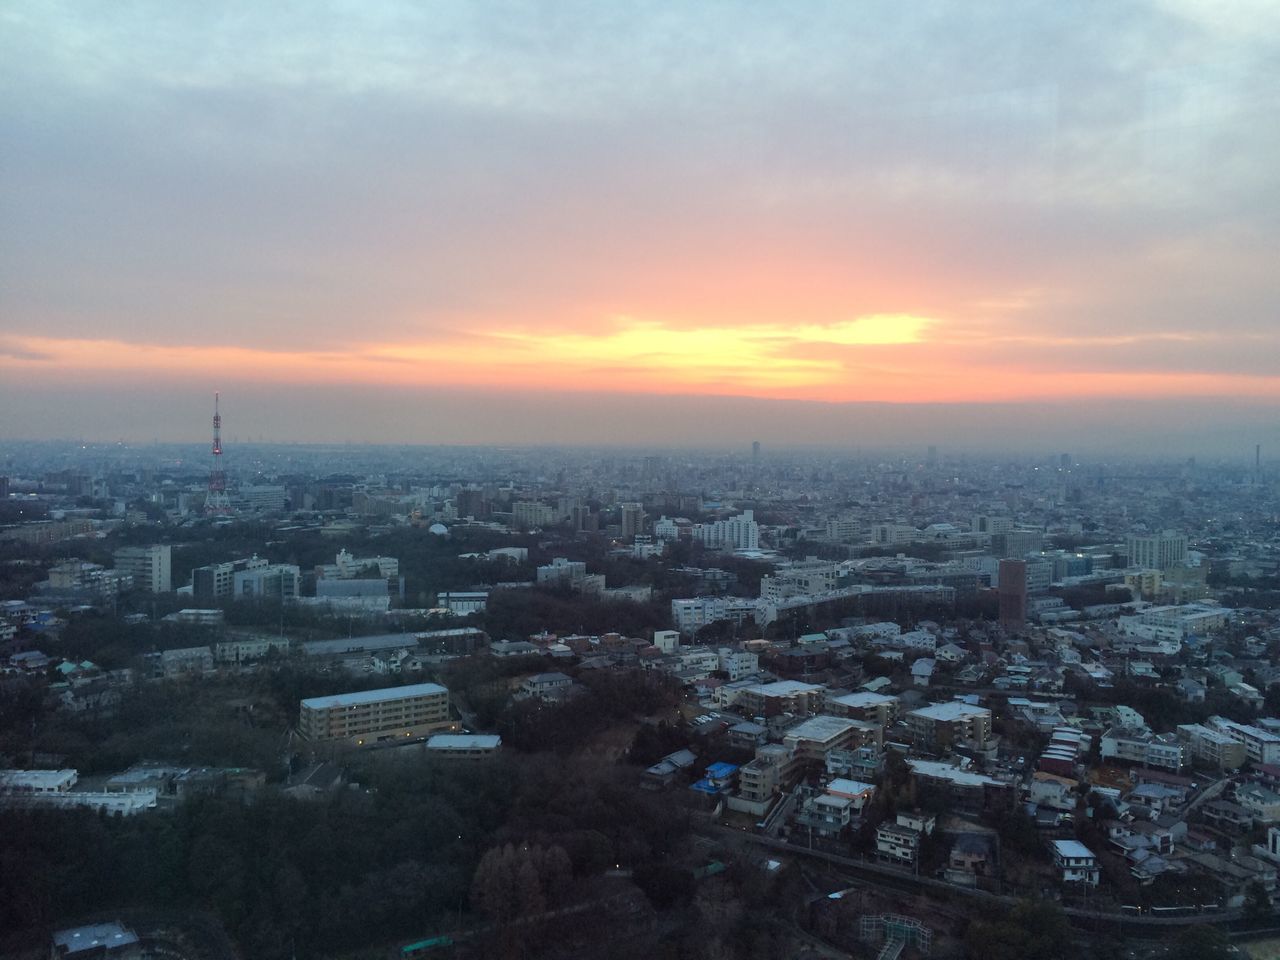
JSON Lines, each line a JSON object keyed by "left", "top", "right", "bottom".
{"left": 206, "top": 392, "right": 232, "bottom": 515}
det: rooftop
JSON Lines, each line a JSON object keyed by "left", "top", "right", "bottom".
{"left": 908, "top": 701, "right": 990, "bottom": 722}
{"left": 1053, "top": 839, "right": 1096, "bottom": 860}
{"left": 300, "top": 682, "right": 448, "bottom": 710}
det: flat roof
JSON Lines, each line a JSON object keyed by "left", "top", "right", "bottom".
{"left": 907, "top": 759, "right": 1003, "bottom": 788}
{"left": 908, "top": 701, "right": 990, "bottom": 722}
{"left": 53, "top": 923, "right": 139, "bottom": 955}
{"left": 0, "top": 768, "right": 76, "bottom": 789}
{"left": 426, "top": 734, "right": 501, "bottom": 750}
{"left": 784, "top": 715, "right": 860, "bottom": 742}
{"left": 301, "top": 682, "right": 448, "bottom": 710}
{"left": 830, "top": 692, "right": 897, "bottom": 707}
{"left": 746, "top": 680, "right": 824, "bottom": 696}
{"left": 826, "top": 777, "right": 875, "bottom": 796}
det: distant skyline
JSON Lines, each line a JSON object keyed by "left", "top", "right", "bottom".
{"left": 2, "top": 2, "right": 1278, "bottom": 446}
{"left": 0, "top": 386, "right": 1277, "bottom": 460}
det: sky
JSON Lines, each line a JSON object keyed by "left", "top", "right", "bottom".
{"left": 1, "top": 1, "right": 1278, "bottom": 453}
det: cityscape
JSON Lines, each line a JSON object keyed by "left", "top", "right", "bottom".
{"left": 2, "top": 421, "right": 1280, "bottom": 959}
{"left": 3, "top": 2, "right": 1279, "bottom": 960}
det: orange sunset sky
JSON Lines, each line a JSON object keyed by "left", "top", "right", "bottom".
{"left": 1, "top": 1, "right": 1278, "bottom": 451}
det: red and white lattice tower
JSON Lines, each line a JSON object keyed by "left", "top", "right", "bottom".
{"left": 206, "top": 392, "right": 232, "bottom": 515}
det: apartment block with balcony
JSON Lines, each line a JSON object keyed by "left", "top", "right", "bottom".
{"left": 298, "top": 682, "right": 454, "bottom": 749}
{"left": 905, "top": 702, "right": 992, "bottom": 752}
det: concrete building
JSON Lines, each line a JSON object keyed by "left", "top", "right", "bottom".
{"left": 825, "top": 691, "right": 899, "bottom": 727}
{"left": 736, "top": 680, "right": 826, "bottom": 718}
{"left": 425, "top": 734, "right": 501, "bottom": 759}
{"left": 112, "top": 544, "right": 171, "bottom": 593}
{"left": 998, "top": 559, "right": 1027, "bottom": 631}
{"left": 905, "top": 702, "right": 993, "bottom": 752}
{"left": 437, "top": 591, "right": 489, "bottom": 615}
{"left": 783, "top": 715, "right": 882, "bottom": 763}
{"left": 1209, "top": 717, "right": 1280, "bottom": 766}
{"left": 234, "top": 563, "right": 301, "bottom": 600}
{"left": 692, "top": 510, "right": 759, "bottom": 551}
{"left": 1178, "top": 723, "right": 1247, "bottom": 771}
{"left": 1126, "top": 531, "right": 1188, "bottom": 571}
{"left": 1100, "top": 728, "right": 1183, "bottom": 771}
{"left": 671, "top": 595, "right": 760, "bottom": 635}
{"left": 298, "top": 682, "right": 453, "bottom": 748}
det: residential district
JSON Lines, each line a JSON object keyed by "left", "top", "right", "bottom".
{"left": 2, "top": 437, "right": 1280, "bottom": 960}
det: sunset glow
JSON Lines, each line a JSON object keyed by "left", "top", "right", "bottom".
{"left": 1, "top": 1, "right": 1278, "bottom": 445}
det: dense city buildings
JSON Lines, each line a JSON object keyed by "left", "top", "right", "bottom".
{"left": 3, "top": 437, "right": 1280, "bottom": 960}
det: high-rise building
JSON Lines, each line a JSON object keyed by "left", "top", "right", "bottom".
{"left": 998, "top": 559, "right": 1027, "bottom": 631}
{"left": 620, "top": 502, "right": 645, "bottom": 539}
{"left": 113, "top": 545, "right": 172, "bottom": 593}
{"left": 1126, "top": 531, "right": 1187, "bottom": 571}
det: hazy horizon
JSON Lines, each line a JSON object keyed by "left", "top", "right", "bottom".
{"left": 1, "top": 385, "right": 1277, "bottom": 461}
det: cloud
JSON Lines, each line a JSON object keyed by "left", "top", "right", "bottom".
{"left": 0, "top": 0, "right": 1277, "bottom": 431}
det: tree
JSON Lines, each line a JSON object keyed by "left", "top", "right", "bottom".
{"left": 964, "top": 900, "right": 1072, "bottom": 960}
{"left": 633, "top": 862, "right": 695, "bottom": 910}
{"left": 1245, "top": 878, "right": 1273, "bottom": 920}
{"left": 1167, "top": 925, "right": 1231, "bottom": 960}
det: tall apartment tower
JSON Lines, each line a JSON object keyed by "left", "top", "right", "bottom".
{"left": 998, "top": 559, "right": 1027, "bottom": 632}
{"left": 620, "top": 502, "right": 645, "bottom": 539}
{"left": 113, "top": 544, "right": 173, "bottom": 593}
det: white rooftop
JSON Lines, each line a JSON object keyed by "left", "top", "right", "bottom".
{"left": 909, "top": 701, "right": 989, "bottom": 722}
{"left": 0, "top": 769, "right": 77, "bottom": 791}
{"left": 907, "top": 759, "right": 1003, "bottom": 788}
{"left": 746, "top": 680, "right": 824, "bottom": 697}
{"left": 1053, "top": 839, "right": 1096, "bottom": 859}
{"left": 831, "top": 692, "right": 897, "bottom": 707}
{"left": 785, "top": 715, "right": 861, "bottom": 742}
{"left": 426, "top": 734, "right": 501, "bottom": 750}
{"left": 301, "top": 682, "right": 448, "bottom": 710}
{"left": 826, "top": 777, "right": 876, "bottom": 796}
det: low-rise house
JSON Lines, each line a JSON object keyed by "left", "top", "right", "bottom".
{"left": 643, "top": 748, "right": 698, "bottom": 789}
{"left": 519, "top": 671, "right": 574, "bottom": 700}
{"left": 1051, "top": 839, "right": 1099, "bottom": 886}
{"left": 945, "top": 833, "right": 995, "bottom": 886}
{"left": 1028, "top": 772, "right": 1078, "bottom": 811}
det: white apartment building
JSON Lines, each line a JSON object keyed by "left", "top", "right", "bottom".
{"left": 692, "top": 510, "right": 759, "bottom": 551}
{"left": 1099, "top": 728, "right": 1183, "bottom": 771}
{"left": 1209, "top": 717, "right": 1280, "bottom": 766}
{"left": 1126, "top": 531, "right": 1188, "bottom": 571}
{"left": 671, "top": 596, "right": 759, "bottom": 635}
{"left": 718, "top": 648, "right": 759, "bottom": 681}
{"left": 537, "top": 557, "right": 589, "bottom": 585}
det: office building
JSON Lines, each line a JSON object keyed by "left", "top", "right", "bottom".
{"left": 112, "top": 544, "right": 171, "bottom": 593}
{"left": 620, "top": 502, "right": 645, "bottom": 539}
